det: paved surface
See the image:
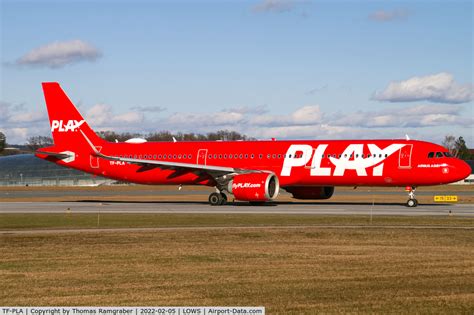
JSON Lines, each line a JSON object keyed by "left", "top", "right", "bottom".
{"left": 1, "top": 189, "right": 473, "bottom": 199}
{"left": 0, "top": 201, "right": 472, "bottom": 216}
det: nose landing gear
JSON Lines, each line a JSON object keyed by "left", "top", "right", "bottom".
{"left": 406, "top": 186, "right": 418, "bottom": 207}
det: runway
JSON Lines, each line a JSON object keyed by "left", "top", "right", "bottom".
{"left": 1, "top": 201, "right": 473, "bottom": 216}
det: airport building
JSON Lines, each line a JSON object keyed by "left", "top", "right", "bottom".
{"left": 0, "top": 154, "right": 472, "bottom": 186}
{"left": 0, "top": 154, "right": 111, "bottom": 186}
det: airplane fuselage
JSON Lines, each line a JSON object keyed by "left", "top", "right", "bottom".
{"left": 47, "top": 139, "right": 469, "bottom": 188}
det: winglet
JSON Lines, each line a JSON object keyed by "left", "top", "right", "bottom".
{"left": 405, "top": 134, "right": 410, "bottom": 141}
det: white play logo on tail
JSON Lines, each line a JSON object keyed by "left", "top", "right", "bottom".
{"left": 51, "top": 120, "right": 85, "bottom": 132}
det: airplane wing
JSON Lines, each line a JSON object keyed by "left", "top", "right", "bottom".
{"left": 80, "top": 130, "right": 257, "bottom": 177}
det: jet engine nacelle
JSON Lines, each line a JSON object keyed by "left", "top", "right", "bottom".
{"left": 284, "top": 186, "right": 335, "bottom": 200}
{"left": 228, "top": 173, "right": 280, "bottom": 201}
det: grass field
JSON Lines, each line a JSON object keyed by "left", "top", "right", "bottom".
{"left": 1, "top": 214, "right": 473, "bottom": 314}
{"left": 0, "top": 213, "right": 473, "bottom": 230}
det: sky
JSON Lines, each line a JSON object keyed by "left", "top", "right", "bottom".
{"left": 1, "top": 0, "right": 473, "bottom": 146}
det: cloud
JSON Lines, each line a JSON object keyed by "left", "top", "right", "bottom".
{"left": 16, "top": 40, "right": 101, "bottom": 68}
{"left": 9, "top": 111, "right": 45, "bottom": 123}
{"left": 305, "top": 84, "right": 328, "bottom": 95}
{"left": 369, "top": 9, "right": 409, "bottom": 21}
{"left": 2, "top": 99, "right": 472, "bottom": 146}
{"left": 86, "top": 104, "right": 144, "bottom": 127}
{"left": 0, "top": 101, "right": 45, "bottom": 124}
{"left": 253, "top": 0, "right": 297, "bottom": 13}
{"left": 373, "top": 73, "right": 473, "bottom": 104}
{"left": 330, "top": 104, "right": 472, "bottom": 128}
{"left": 250, "top": 105, "right": 322, "bottom": 127}
{"left": 167, "top": 111, "right": 245, "bottom": 127}
{"left": 224, "top": 105, "right": 268, "bottom": 115}
{"left": 291, "top": 105, "right": 322, "bottom": 124}
{"left": 130, "top": 106, "right": 166, "bottom": 113}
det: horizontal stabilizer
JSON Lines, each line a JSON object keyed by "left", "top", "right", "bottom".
{"left": 35, "top": 150, "right": 71, "bottom": 159}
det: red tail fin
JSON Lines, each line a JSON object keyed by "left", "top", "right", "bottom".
{"left": 42, "top": 82, "right": 105, "bottom": 148}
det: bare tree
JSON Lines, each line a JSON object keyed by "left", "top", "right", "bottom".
{"left": 0, "top": 132, "right": 5, "bottom": 153}
{"left": 27, "top": 136, "right": 53, "bottom": 151}
{"left": 442, "top": 135, "right": 458, "bottom": 156}
{"left": 94, "top": 130, "right": 252, "bottom": 142}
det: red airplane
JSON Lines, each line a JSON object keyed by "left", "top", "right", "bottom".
{"left": 36, "top": 83, "right": 471, "bottom": 207}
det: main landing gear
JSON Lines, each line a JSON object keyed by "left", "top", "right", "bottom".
{"left": 406, "top": 186, "right": 418, "bottom": 207}
{"left": 209, "top": 192, "right": 227, "bottom": 206}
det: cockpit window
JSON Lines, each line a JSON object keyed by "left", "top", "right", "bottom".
{"left": 443, "top": 152, "right": 453, "bottom": 157}
{"left": 435, "top": 152, "right": 443, "bottom": 158}
{"left": 428, "top": 152, "right": 434, "bottom": 158}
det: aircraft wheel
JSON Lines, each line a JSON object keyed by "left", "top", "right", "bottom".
{"left": 219, "top": 193, "right": 227, "bottom": 205}
{"left": 406, "top": 199, "right": 418, "bottom": 207}
{"left": 209, "top": 192, "right": 222, "bottom": 206}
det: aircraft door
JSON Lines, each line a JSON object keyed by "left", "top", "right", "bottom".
{"left": 197, "top": 149, "right": 207, "bottom": 165}
{"left": 398, "top": 144, "right": 413, "bottom": 169}
{"left": 90, "top": 146, "right": 102, "bottom": 169}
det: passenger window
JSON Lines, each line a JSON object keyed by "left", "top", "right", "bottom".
{"left": 245, "top": 154, "right": 248, "bottom": 159}
{"left": 259, "top": 154, "right": 263, "bottom": 159}
{"left": 239, "top": 154, "right": 243, "bottom": 159}
{"left": 224, "top": 154, "right": 227, "bottom": 159}
{"left": 219, "top": 154, "right": 222, "bottom": 159}
{"left": 436, "top": 152, "right": 443, "bottom": 158}
{"left": 208, "top": 154, "right": 212, "bottom": 159}
{"left": 251, "top": 154, "right": 254, "bottom": 159}
{"left": 278, "top": 154, "right": 281, "bottom": 159}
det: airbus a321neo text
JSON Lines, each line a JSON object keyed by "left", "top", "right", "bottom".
{"left": 36, "top": 83, "right": 471, "bottom": 207}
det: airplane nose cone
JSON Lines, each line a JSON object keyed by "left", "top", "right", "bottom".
{"left": 458, "top": 160, "right": 472, "bottom": 181}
